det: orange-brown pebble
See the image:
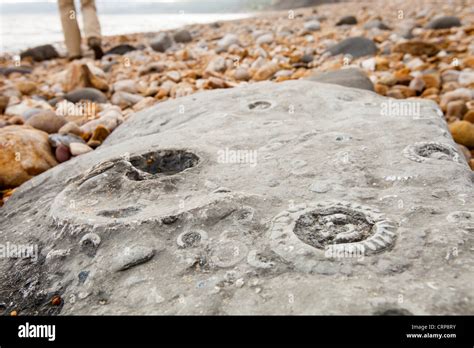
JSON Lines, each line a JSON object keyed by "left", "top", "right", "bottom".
{"left": 15, "top": 81, "right": 37, "bottom": 95}
{"left": 449, "top": 121, "right": 474, "bottom": 148}
{"left": 463, "top": 109, "right": 474, "bottom": 123}
{"left": 8, "top": 116, "right": 24, "bottom": 125}
{"left": 374, "top": 83, "right": 388, "bottom": 95}
{"left": 424, "top": 95, "right": 440, "bottom": 103}
{"left": 421, "top": 74, "right": 441, "bottom": 89}
{"left": 446, "top": 100, "right": 467, "bottom": 118}
{"left": 386, "top": 89, "right": 405, "bottom": 99}
{"left": 391, "top": 85, "right": 417, "bottom": 98}
{"left": 51, "top": 295, "right": 62, "bottom": 306}
{"left": 90, "top": 125, "right": 110, "bottom": 144}
{"left": 464, "top": 56, "right": 474, "bottom": 69}
{"left": 394, "top": 68, "right": 412, "bottom": 85}
{"left": 421, "top": 87, "right": 439, "bottom": 97}
{"left": 375, "top": 57, "right": 390, "bottom": 71}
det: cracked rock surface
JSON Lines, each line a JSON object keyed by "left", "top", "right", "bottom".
{"left": 0, "top": 80, "right": 473, "bottom": 315}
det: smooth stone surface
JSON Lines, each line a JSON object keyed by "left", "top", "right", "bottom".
{"left": 301, "top": 53, "right": 314, "bottom": 64}
{"left": 48, "top": 133, "right": 85, "bottom": 148}
{"left": 0, "top": 66, "right": 33, "bottom": 76}
{"left": 253, "top": 62, "right": 279, "bottom": 81}
{"left": 256, "top": 33, "right": 274, "bottom": 45}
{"left": 112, "top": 246, "right": 155, "bottom": 272}
{"left": 363, "top": 19, "right": 391, "bottom": 30}
{"left": 20, "top": 44, "right": 59, "bottom": 62}
{"left": 173, "top": 29, "right": 192, "bottom": 43}
{"left": 459, "top": 71, "right": 474, "bottom": 86}
{"left": 449, "top": 121, "right": 474, "bottom": 148}
{"left": 80, "top": 108, "right": 123, "bottom": 134}
{"left": 307, "top": 68, "right": 374, "bottom": 91}
{"left": 393, "top": 41, "right": 439, "bottom": 56}
{"left": 65, "top": 88, "right": 107, "bottom": 104}
{"left": 55, "top": 144, "right": 71, "bottom": 163}
{"left": 0, "top": 125, "right": 57, "bottom": 188}
{"left": 113, "top": 79, "right": 138, "bottom": 94}
{"left": 25, "top": 110, "right": 66, "bottom": 134}
{"left": 58, "top": 122, "right": 82, "bottom": 136}
{"left": 206, "top": 56, "right": 227, "bottom": 73}
{"left": 104, "top": 44, "right": 137, "bottom": 56}
{"left": 111, "top": 91, "right": 144, "bottom": 108}
{"left": 336, "top": 15, "right": 357, "bottom": 26}
{"left": 216, "top": 34, "right": 240, "bottom": 53}
{"left": 150, "top": 32, "right": 173, "bottom": 52}
{"left": 69, "top": 142, "right": 93, "bottom": 156}
{"left": 326, "top": 37, "right": 377, "bottom": 58}
{"left": 426, "top": 16, "right": 462, "bottom": 30}
{"left": 304, "top": 20, "right": 321, "bottom": 31}
{"left": 1, "top": 80, "right": 471, "bottom": 315}
{"left": 234, "top": 67, "right": 251, "bottom": 81}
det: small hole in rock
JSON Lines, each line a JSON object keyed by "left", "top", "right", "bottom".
{"left": 129, "top": 150, "right": 199, "bottom": 177}
{"left": 248, "top": 101, "right": 272, "bottom": 111}
{"left": 97, "top": 206, "right": 141, "bottom": 218}
{"left": 415, "top": 143, "right": 458, "bottom": 161}
{"left": 374, "top": 308, "right": 413, "bottom": 316}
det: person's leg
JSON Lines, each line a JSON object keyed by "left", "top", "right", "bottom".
{"left": 80, "top": 0, "right": 103, "bottom": 59}
{"left": 57, "top": 0, "right": 82, "bottom": 58}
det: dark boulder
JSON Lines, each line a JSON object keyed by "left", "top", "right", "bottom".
{"left": 326, "top": 37, "right": 377, "bottom": 58}
{"left": 104, "top": 44, "right": 137, "bottom": 56}
{"left": 21, "top": 44, "right": 59, "bottom": 62}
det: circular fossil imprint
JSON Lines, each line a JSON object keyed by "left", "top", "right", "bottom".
{"left": 248, "top": 100, "right": 274, "bottom": 111}
{"left": 403, "top": 142, "right": 461, "bottom": 163}
{"left": 49, "top": 149, "right": 202, "bottom": 228}
{"left": 129, "top": 149, "right": 200, "bottom": 178}
{"left": 294, "top": 208, "right": 373, "bottom": 249}
{"left": 269, "top": 202, "right": 397, "bottom": 262}
{"left": 177, "top": 230, "right": 208, "bottom": 248}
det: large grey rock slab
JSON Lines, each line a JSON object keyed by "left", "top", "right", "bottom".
{"left": 307, "top": 68, "right": 374, "bottom": 91}
{"left": 1, "top": 80, "right": 473, "bottom": 315}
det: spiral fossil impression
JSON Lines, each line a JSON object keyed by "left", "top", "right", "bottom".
{"left": 294, "top": 207, "right": 374, "bottom": 249}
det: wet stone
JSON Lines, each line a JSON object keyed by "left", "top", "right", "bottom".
{"left": 173, "top": 29, "right": 193, "bottom": 43}
{"left": 326, "top": 37, "right": 377, "bottom": 58}
{"left": 104, "top": 44, "right": 137, "bottom": 56}
{"left": 426, "top": 16, "right": 462, "bottom": 30}
{"left": 150, "top": 32, "right": 173, "bottom": 52}
{"left": 65, "top": 88, "right": 107, "bottom": 104}
{"left": 336, "top": 15, "right": 357, "bottom": 26}
{"left": 20, "top": 44, "right": 59, "bottom": 62}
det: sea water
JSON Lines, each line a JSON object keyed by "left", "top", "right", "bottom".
{"left": 0, "top": 0, "right": 253, "bottom": 53}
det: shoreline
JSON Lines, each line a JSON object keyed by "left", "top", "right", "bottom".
{"left": 0, "top": 12, "right": 257, "bottom": 55}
